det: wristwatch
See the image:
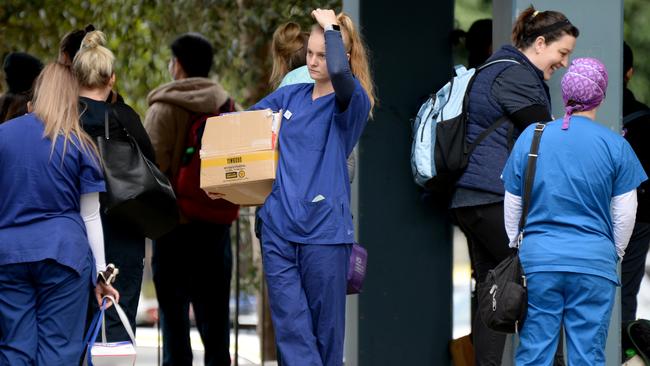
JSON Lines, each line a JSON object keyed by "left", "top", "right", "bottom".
{"left": 98, "top": 263, "right": 119, "bottom": 285}
{"left": 324, "top": 24, "right": 340, "bottom": 32}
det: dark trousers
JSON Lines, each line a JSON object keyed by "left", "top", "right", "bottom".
{"left": 622, "top": 222, "right": 650, "bottom": 322}
{"left": 454, "top": 202, "right": 565, "bottom": 365}
{"left": 454, "top": 203, "right": 510, "bottom": 366}
{"left": 153, "top": 222, "right": 232, "bottom": 366}
{"left": 86, "top": 214, "right": 145, "bottom": 342}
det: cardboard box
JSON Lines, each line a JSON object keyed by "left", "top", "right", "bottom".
{"left": 200, "top": 109, "right": 281, "bottom": 205}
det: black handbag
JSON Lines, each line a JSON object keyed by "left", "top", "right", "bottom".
{"left": 97, "top": 109, "right": 179, "bottom": 239}
{"left": 477, "top": 122, "right": 546, "bottom": 334}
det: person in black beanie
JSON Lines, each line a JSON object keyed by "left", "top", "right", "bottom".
{"left": 0, "top": 52, "right": 43, "bottom": 122}
{"left": 621, "top": 41, "right": 650, "bottom": 323}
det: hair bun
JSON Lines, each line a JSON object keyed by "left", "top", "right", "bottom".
{"left": 81, "top": 30, "right": 106, "bottom": 50}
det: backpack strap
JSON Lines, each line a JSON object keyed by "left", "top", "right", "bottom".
{"left": 624, "top": 109, "right": 650, "bottom": 126}
{"left": 218, "top": 98, "right": 236, "bottom": 114}
{"left": 465, "top": 116, "right": 509, "bottom": 156}
{"left": 463, "top": 58, "right": 522, "bottom": 156}
{"left": 187, "top": 98, "right": 236, "bottom": 149}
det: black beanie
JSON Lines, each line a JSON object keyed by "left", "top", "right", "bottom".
{"left": 3, "top": 52, "right": 44, "bottom": 93}
{"left": 171, "top": 33, "right": 214, "bottom": 78}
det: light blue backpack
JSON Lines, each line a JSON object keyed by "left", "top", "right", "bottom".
{"left": 410, "top": 59, "right": 519, "bottom": 190}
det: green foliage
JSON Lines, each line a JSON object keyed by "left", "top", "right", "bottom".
{"left": 625, "top": 0, "right": 650, "bottom": 104}
{"left": 453, "top": 0, "right": 492, "bottom": 66}
{"left": 1, "top": 0, "right": 340, "bottom": 298}
{"left": 454, "top": 0, "right": 491, "bottom": 31}
{"left": 0, "top": 0, "right": 340, "bottom": 117}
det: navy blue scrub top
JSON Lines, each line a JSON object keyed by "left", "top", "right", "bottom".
{"left": 251, "top": 79, "right": 370, "bottom": 244}
{"left": 0, "top": 113, "right": 105, "bottom": 275}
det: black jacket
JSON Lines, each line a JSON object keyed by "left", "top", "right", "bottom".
{"left": 79, "top": 96, "right": 156, "bottom": 163}
{"left": 623, "top": 87, "right": 650, "bottom": 222}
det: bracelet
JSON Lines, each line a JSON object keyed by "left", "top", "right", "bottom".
{"left": 98, "top": 263, "right": 119, "bottom": 285}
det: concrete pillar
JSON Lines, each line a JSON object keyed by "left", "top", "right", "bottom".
{"left": 344, "top": 0, "right": 456, "bottom": 365}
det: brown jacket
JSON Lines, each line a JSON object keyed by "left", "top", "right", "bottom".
{"left": 144, "top": 77, "right": 230, "bottom": 178}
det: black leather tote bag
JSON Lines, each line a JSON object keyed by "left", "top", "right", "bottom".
{"left": 97, "top": 110, "right": 178, "bottom": 239}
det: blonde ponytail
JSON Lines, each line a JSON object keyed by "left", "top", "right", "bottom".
{"left": 72, "top": 30, "right": 115, "bottom": 89}
{"left": 32, "top": 63, "right": 99, "bottom": 163}
{"left": 337, "top": 12, "right": 376, "bottom": 116}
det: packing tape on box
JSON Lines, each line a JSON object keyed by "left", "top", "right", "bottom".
{"left": 201, "top": 150, "right": 278, "bottom": 168}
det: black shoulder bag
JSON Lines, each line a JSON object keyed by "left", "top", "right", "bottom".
{"left": 97, "top": 109, "right": 179, "bottom": 239}
{"left": 477, "top": 122, "right": 545, "bottom": 334}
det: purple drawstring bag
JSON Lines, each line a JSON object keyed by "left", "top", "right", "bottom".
{"left": 347, "top": 243, "right": 367, "bottom": 294}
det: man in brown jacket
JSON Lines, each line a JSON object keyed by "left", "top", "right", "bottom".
{"left": 144, "top": 32, "right": 234, "bottom": 366}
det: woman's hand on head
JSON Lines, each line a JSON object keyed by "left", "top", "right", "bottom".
{"left": 311, "top": 8, "right": 338, "bottom": 28}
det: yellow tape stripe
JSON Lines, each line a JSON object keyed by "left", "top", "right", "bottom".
{"left": 201, "top": 150, "right": 278, "bottom": 168}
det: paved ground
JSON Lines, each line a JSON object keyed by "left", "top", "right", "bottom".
{"left": 134, "top": 328, "right": 274, "bottom": 366}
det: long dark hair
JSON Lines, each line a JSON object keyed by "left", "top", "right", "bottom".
{"left": 512, "top": 6, "right": 579, "bottom": 49}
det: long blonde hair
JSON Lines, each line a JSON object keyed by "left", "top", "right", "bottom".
{"left": 337, "top": 12, "right": 376, "bottom": 114}
{"left": 32, "top": 63, "right": 99, "bottom": 162}
{"left": 270, "top": 22, "right": 309, "bottom": 88}
{"left": 73, "top": 30, "right": 115, "bottom": 88}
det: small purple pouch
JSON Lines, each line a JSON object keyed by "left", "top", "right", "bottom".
{"left": 347, "top": 243, "right": 368, "bottom": 294}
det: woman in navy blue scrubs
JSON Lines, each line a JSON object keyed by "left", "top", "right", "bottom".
{"left": 251, "top": 9, "right": 375, "bottom": 366}
{"left": 0, "top": 63, "right": 119, "bottom": 365}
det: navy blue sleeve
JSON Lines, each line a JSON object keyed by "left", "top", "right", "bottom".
{"left": 325, "top": 30, "right": 355, "bottom": 111}
{"left": 77, "top": 142, "right": 106, "bottom": 194}
{"left": 249, "top": 87, "right": 285, "bottom": 111}
{"left": 334, "top": 79, "right": 371, "bottom": 155}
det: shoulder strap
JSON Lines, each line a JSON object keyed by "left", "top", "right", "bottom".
{"left": 465, "top": 116, "right": 509, "bottom": 155}
{"left": 218, "top": 98, "right": 235, "bottom": 114}
{"left": 623, "top": 109, "right": 650, "bottom": 126}
{"left": 476, "top": 58, "right": 520, "bottom": 72}
{"left": 516, "top": 123, "right": 546, "bottom": 246}
{"left": 464, "top": 58, "right": 522, "bottom": 156}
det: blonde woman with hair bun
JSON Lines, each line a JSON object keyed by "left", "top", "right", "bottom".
{"left": 250, "top": 8, "right": 374, "bottom": 366}
{"left": 0, "top": 62, "right": 119, "bottom": 364}
{"left": 73, "top": 29, "right": 156, "bottom": 343}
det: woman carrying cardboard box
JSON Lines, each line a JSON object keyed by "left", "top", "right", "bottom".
{"left": 250, "top": 8, "right": 375, "bottom": 366}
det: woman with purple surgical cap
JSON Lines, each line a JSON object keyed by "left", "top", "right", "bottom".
{"left": 502, "top": 58, "right": 647, "bottom": 365}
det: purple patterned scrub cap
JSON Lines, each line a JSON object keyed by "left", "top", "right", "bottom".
{"left": 560, "top": 57, "right": 608, "bottom": 129}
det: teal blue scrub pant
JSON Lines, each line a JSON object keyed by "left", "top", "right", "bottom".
{"left": 0, "top": 256, "right": 92, "bottom": 365}
{"left": 516, "top": 271, "right": 616, "bottom": 366}
{"left": 261, "top": 223, "right": 351, "bottom": 366}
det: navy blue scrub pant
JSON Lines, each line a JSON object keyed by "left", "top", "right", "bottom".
{"left": 0, "top": 256, "right": 92, "bottom": 365}
{"left": 152, "top": 221, "right": 232, "bottom": 366}
{"left": 261, "top": 223, "right": 350, "bottom": 366}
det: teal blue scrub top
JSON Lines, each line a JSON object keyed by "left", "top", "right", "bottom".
{"left": 502, "top": 116, "right": 647, "bottom": 283}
